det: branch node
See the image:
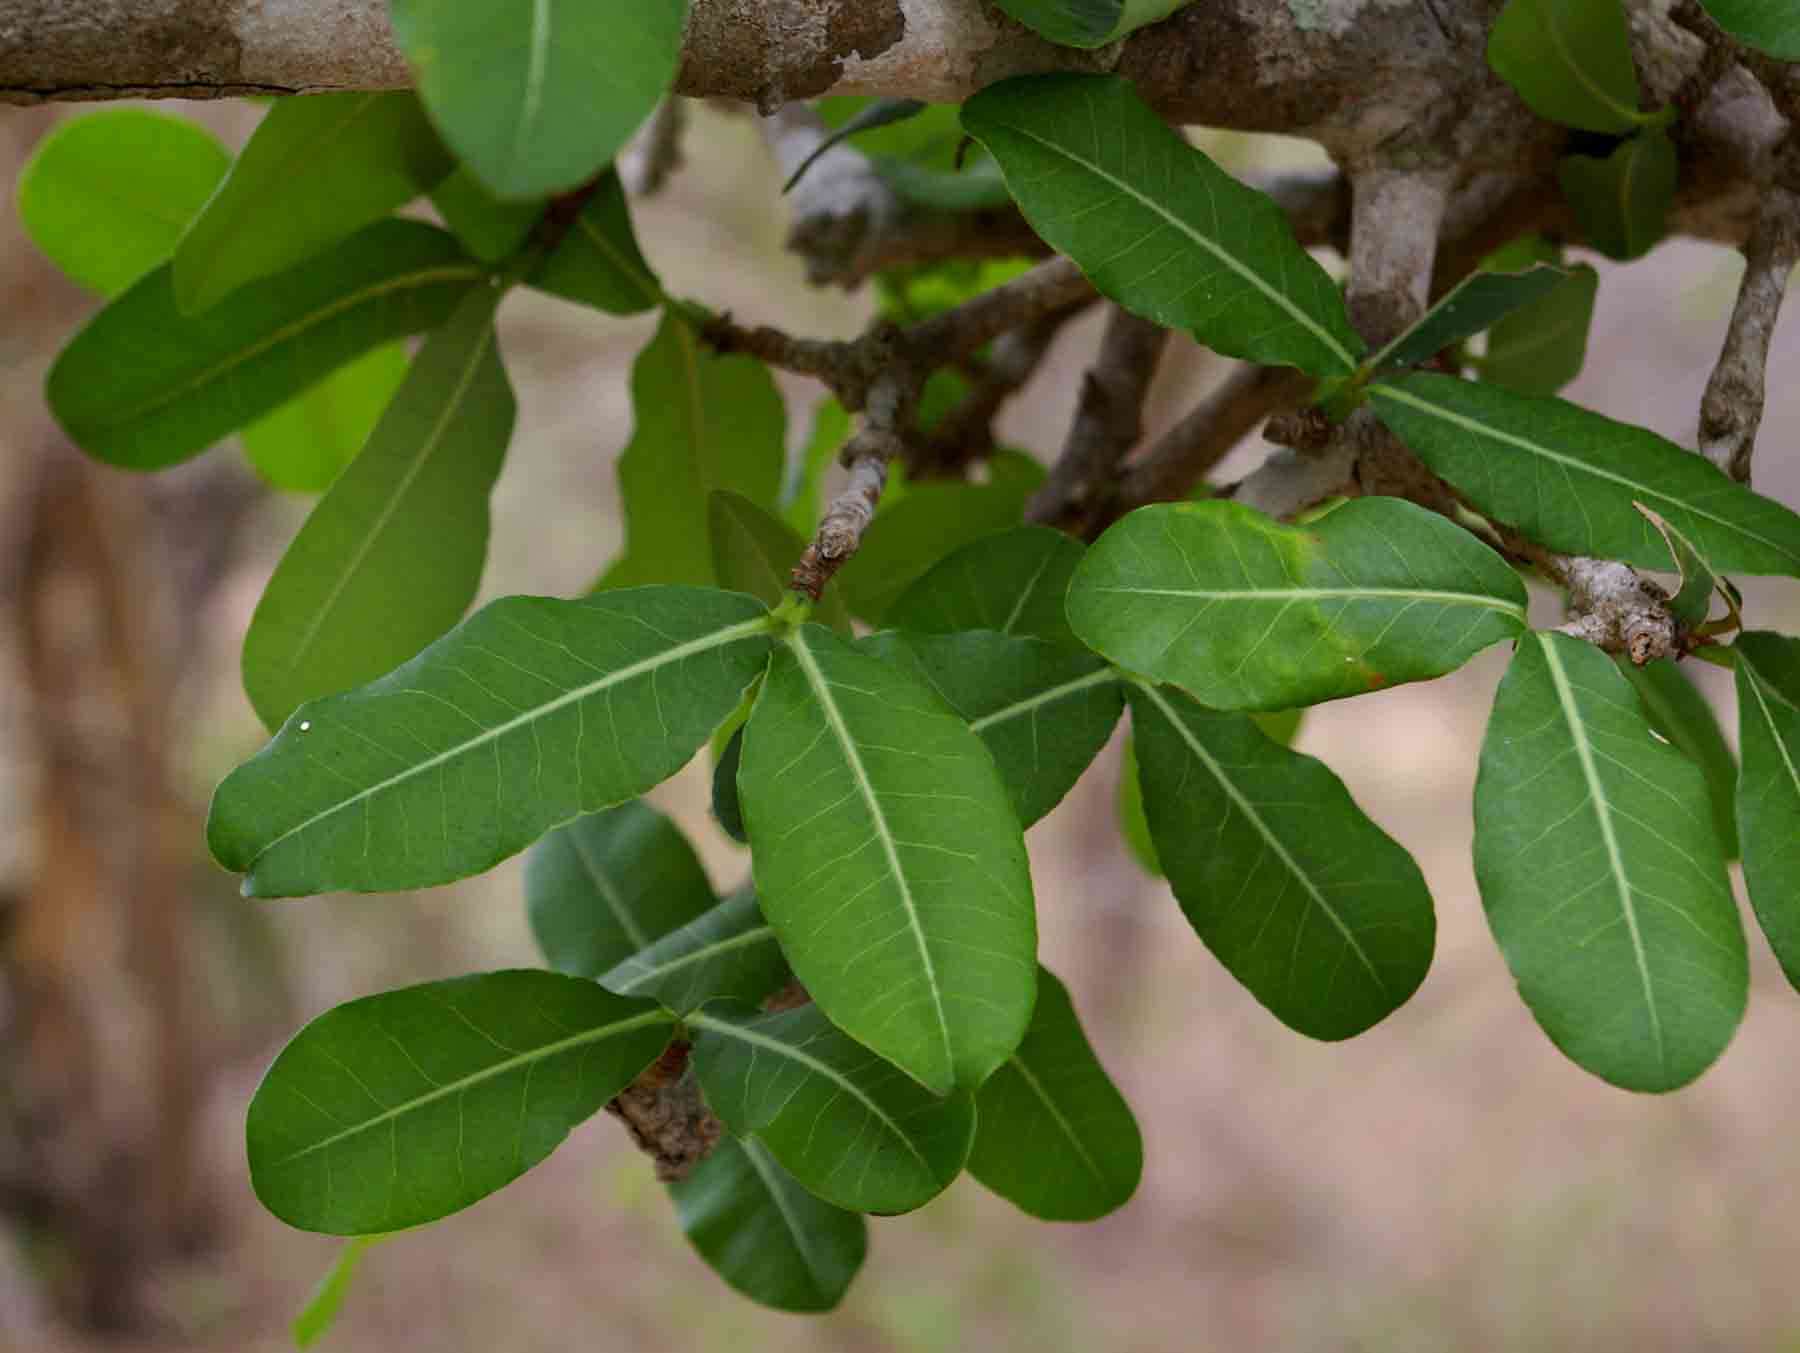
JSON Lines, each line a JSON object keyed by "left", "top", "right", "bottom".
{"left": 605, "top": 1041, "right": 722, "bottom": 1182}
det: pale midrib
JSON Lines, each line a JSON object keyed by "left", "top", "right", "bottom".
{"left": 1539, "top": 636, "right": 1666, "bottom": 1073}
{"left": 788, "top": 631, "right": 954, "bottom": 1077}
{"left": 1135, "top": 682, "right": 1386, "bottom": 991}
{"left": 269, "top": 1008, "right": 674, "bottom": 1167}
{"left": 1007, "top": 1054, "right": 1106, "bottom": 1185}
{"left": 605, "top": 924, "right": 775, "bottom": 990}
{"left": 569, "top": 830, "right": 648, "bottom": 950}
{"left": 1539, "top": 7, "right": 1645, "bottom": 130}
{"left": 510, "top": 0, "right": 553, "bottom": 182}
{"left": 1745, "top": 669, "right": 1800, "bottom": 813}
{"left": 969, "top": 669, "right": 1117, "bottom": 733}
{"left": 739, "top": 1138, "right": 831, "bottom": 1285}
{"left": 1093, "top": 583, "right": 1525, "bottom": 620}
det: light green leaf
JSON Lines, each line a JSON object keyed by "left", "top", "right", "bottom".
{"left": 15, "top": 108, "right": 228, "bottom": 297}
{"left": 208, "top": 587, "right": 775, "bottom": 897}
{"left": 1734, "top": 631, "right": 1800, "bottom": 991}
{"left": 241, "top": 285, "right": 512, "bottom": 731}
{"left": 967, "top": 966, "right": 1141, "bottom": 1221}
{"left": 689, "top": 1004, "right": 977, "bottom": 1213}
{"left": 1557, "top": 129, "right": 1678, "bottom": 261}
{"left": 1618, "top": 657, "right": 1739, "bottom": 860}
{"left": 1698, "top": 0, "right": 1800, "bottom": 57}
{"left": 1370, "top": 372, "right": 1800, "bottom": 576}
{"left": 1116, "top": 734, "right": 1162, "bottom": 877}
{"left": 1479, "top": 252, "right": 1598, "bottom": 396}
{"left": 600, "top": 886, "right": 789, "bottom": 1014}
{"left": 48, "top": 220, "right": 482, "bottom": 471}
{"left": 292, "top": 1237, "right": 384, "bottom": 1349}
{"left": 1129, "top": 682, "right": 1436, "bottom": 1039}
{"left": 885, "top": 525, "right": 1086, "bottom": 647}
{"left": 527, "top": 800, "right": 718, "bottom": 980}
{"left": 962, "top": 74, "right": 1364, "bottom": 378}
{"left": 240, "top": 343, "right": 409, "bottom": 494}
{"left": 1636, "top": 503, "right": 1731, "bottom": 629}
{"left": 671, "top": 1136, "right": 866, "bottom": 1312}
{"left": 389, "top": 0, "right": 685, "bottom": 198}
{"left": 992, "top": 0, "right": 1191, "bottom": 47}
{"left": 738, "top": 624, "right": 1038, "bottom": 1094}
{"left": 708, "top": 491, "right": 851, "bottom": 633}
{"left": 531, "top": 172, "right": 661, "bottom": 314}
{"left": 173, "top": 93, "right": 455, "bottom": 313}
{"left": 248, "top": 971, "right": 674, "bottom": 1234}
{"left": 1068, "top": 498, "right": 1527, "bottom": 712}
{"left": 431, "top": 164, "right": 544, "bottom": 262}
{"left": 1366, "top": 264, "right": 1571, "bottom": 374}
{"left": 1474, "top": 632, "right": 1746, "bottom": 1091}
{"left": 1486, "top": 0, "right": 1656, "bottom": 134}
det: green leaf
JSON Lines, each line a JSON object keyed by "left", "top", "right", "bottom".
{"left": 1474, "top": 632, "right": 1746, "bottom": 1091}
{"left": 1698, "top": 0, "right": 1800, "bottom": 57}
{"left": 1734, "top": 631, "right": 1800, "bottom": 991}
{"left": 240, "top": 285, "right": 512, "bottom": 731}
{"left": 208, "top": 587, "right": 775, "bottom": 897}
{"left": 526, "top": 800, "right": 718, "bottom": 980}
{"left": 1617, "top": 658, "right": 1739, "bottom": 860}
{"left": 601, "top": 315, "right": 786, "bottom": 588}
{"left": 689, "top": 1004, "right": 977, "bottom": 1213}
{"left": 1128, "top": 683, "right": 1436, "bottom": 1040}
{"left": 389, "top": 0, "right": 685, "bottom": 198}
{"left": 708, "top": 491, "right": 851, "bottom": 633}
{"left": 48, "top": 220, "right": 482, "bottom": 471}
{"left": 712, "top": 727, "right": 749, "bottom": 844}
{"left": 1365, "top": 264, "right": 1571, "bottom": 374}
{"left": 1557, "top": 129, "right": 1678, "bottom": 261}
{"left": 885, "top": 525, "right": 1086, "bottom": 647}
{"left": 248, "top": 971, "right": 675, "bottom": 1234}
{"left": 992, "top": 0, "right": 1191, "bottom": 47}
{"left": 671, "top": 1136, "right": 866, "bottom": 1313}
{"left": 292, "top": 1237, "right": 384, "bottom": 1349}
{"left": 430, "top": 165, "right": 544, "bottom": 262}
{"left": 1068, "top": 499, "right": 1528, "bottom": 712}
{"left": 967, "top": 966, "right": 1141, "bottom": 1221}
{"left": 1116, "top": 735, "right": 1162, "bottom": 877}
{"left": 173, "top": 93, "right": 455, "bottom": 314}
{"left": 600, "top": 886, "right": 789, "bottom": 1014}
{"left": 1479, "top": 255, "right": 1598, "bottom": 396}
{"left": 1636, "top": 504, "right": 1729, "bottom": 629}
{"left": 15, "top": 108, "right": 228, "bottom": 297}
{"left": 738, "top": 624, "right": 1038, "bottom": 1094}
{"left": 1486, "top": 0, "right": 1655, "bottom": 134}
{"left": 530, "top": 172, "right": 662, "bottom": 314}
{"left": 240, "top": 343, "right": 409, "bottom": 494}
{"left": 1369, "top": 372, "right": 1800, "bottom": 576}
{"left": 862, "top": 631, "right": 1122, "bottom": 828}
{"left": 784, "top": 98, "right": 928, "bottom": 192}
{"left": 961, "top": 74, "right": 1364, "bottom": 378}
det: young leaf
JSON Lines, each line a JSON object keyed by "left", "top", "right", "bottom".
{"left": 967, "top": 966, "right": 1142, "bottom": 1222}
{"left": 1734, "top": 632, "right": 1800, "bottom": 991}
{"left": 738, "top": 624, "right": 1038, "bottom": 1094}
{"left": 1486, "top": 0, "right": 1656, "bottom": 134}
{"left": 670, "top": 1136, "right": 867, "bottom": 1313}
{"left": 1068, "top": 499, "right": 1528, "bottom": 712}
{"left": 209, "top": 588, "right": 775, "bottom": 897}
{"left": 1364, "top": 264, "right": 1570, "bottom": 374}
{"left": 689, "top": 1004, "right": 977, "bottom": 1213}
{"left": 1128, "top": 683, "right": 1436, "bottom": 1040}
{"left": 173, "top": 93, "right": 455, "bottom": 314}
{"left": 240, "top": 343, "right": 409, "bottom": 494}
{"left": 240, "top": 285, "right": 513, "bottom": 731}
{"left": 600, "top": 886, "right": 789, "bottom": 1014}
{"left": 1697, "top": 0, "right": 1800, "bottom": 57}
{"left": 1557, "top": 129, "right": 1678, "bottom": 261}
{"left": 526, "top": 800, "right": 718, "bottom": 980}
{"left": 530, "top": 172, "right": 662, "bottom": 315}
{"left": 885, "top": 525, "right": 1086, "bottom": 647}
{"left": 431, "top": 164, "right": 544, "bottom": 262}
{"left": 389, "top": 0, "right": 685, "bottom": 198}
{"left": 1474, "top": 633, "right": 1746, "bottom": 1092}
{"left": 248, "top": 971, "right": 676, "bottom": 1234}
{"left": 1369, "top": 373, "right": 1800, "bottom": 576}
{"left": 1116, "top": 735, "right": 1162, "bottom": 877}
{"left": 962, "top": 74, "right": 1364, "bottom": 378}
{"left": 49, "top": 220, "right": 482, "bottom": 471}
{"left": 1617, "top": 657, "right": 1739, "bottom": 860}
{"left": 991, "top": 0, "right": 1191, "bottom": 48}
{"left": 708, "top": 491, "right": 851, "bottom": 633}
{"left": 292, "top": 1237, "right": 384, "bottom": 1349}
{"left": 15, "top": 108, "right": 228, "bottom": 297}
{"left": 783, "top": 98, "right": 928, "bottom": 192}
{"left": 1636, "top": 503, "right": 1733, "bottom": 629}
{"left": 1480, "top": 258, "right": 1599, "bottom": 396}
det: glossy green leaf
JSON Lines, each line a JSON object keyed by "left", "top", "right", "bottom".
{"left": 530, "top": 172, "right": 661, "bottom": 315}
{"left": 430, "top": 164, "right": 543, "bottom": 262}
{"left": 1116, "top": 735, "right": 1162, "bottom": 877}
{"left": 241, "top": 285, "right": 513, "bottom": 731}
{"left": 992, "top": 0, "right": 1190, "bottom": 47}
{"left": 173, "top": 93, "right": 455, "bottom": 313}
{"left": 1480, "top": 256, "right": 1598, "bottom": 396}
{"left": 1366, "top": 264, "right": 1571, "bottom": 373}
{"left": 15, "top": 109, "right": 228, "bottom": 297}
{"left": 738, "top": 624, "right": 1038, "bottom": 1094}
{"left": 671, "top": 1136, "right": 866, "bottom": 1312}
{"left": 962, "top": 74, "right": 1364, "bottom": 378}
{"left": 1069, "top": 498, "right": 1528, "bottom": 712}
{"left": 249, "top": 971, "right": 675, "bottom": 1234}
{"left": 527, "top": 800, "right": 717, "bottom": 980}
{"left": 1558, "top": 129, "right": 1678, "bottom": 261}
{"left": 209, "top": 588, "right": 775, "bottom": 897}
{"left": 389, "top": 0, "right": 685, "bottom": 198}
{"left": 1637, "top": 504, "right": 1729, "bottom": 629}
{"left": 967, "top": 966, "right": 1141, "bottom": 1221}
{"left": 1735, "top": 631, "right": 1800, "bottom": 991}
{"left": 863, "top": 631, "right": 1122, "bottom": 828}
{"left": 1486, "top": 0, "right": 1655, "bottom": 134}
{"left": 292, "top": 1237, "right": 384, "bottom": 1349}
{"left": 48, "top": 220, "right": 482, "bottom": 471}
{"left": 886, "top": 525, "right": 1086, "bottom": 647}
{"left": 708, "top": 491, "right": 851, "bottom": 633}
{"left": 1474, "top": 632, "right": 1745, "bottom": 1091}
{"left": 600, "top": 886, "right": 789, "bottom": 1014}
{"left": 1698, "top": 0, "right": 1800, "bottom": 57}
{"left": 689, "top": 1004, "right": 977, "bottom": 1213}
{"left": 1370, "top": 373, "right": 1800, "bottom": 576}
{"left": 1618, "top": 657, "right": 1739, "bottom": 860}
{"left": 1129, "top": 683, "right": 1435, "bottom": 1039}
{"left": 240, "top": 343, "right": 409, "bottom": 494}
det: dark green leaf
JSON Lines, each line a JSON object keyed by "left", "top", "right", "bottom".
{"left": 1557, "top": 129, "right": 1678, "bottom": 261}
{"left": 292, "top": 1237, "right": 384, "bottom": 1349}
{"left": 530, "top": 172, "right": 661, "bottom": 314}
{"left": 784, "top": 99, "right": 928, "bottom": 192}
{"left": 1636, "top": 503, "right": 1731, "bottom": 628}
{"left": 49, "top": 220, "right": 482, "bottom": 471}
{"left": 738, "top": 625, "right": 1037, "bottom": 1094}
{"left": 1474, "top": 632, "right": 1745, "bottom": 1091}
{"left": 248, "top": 971, "right": 675, "bottom": 1233}
{"left": 1480, "top": 254, "right": 1598, "bottom": 396}
{"left": 600, "top": 886, "right": 788, "bottom": 1014}
{"left": 431, "top": 164, "right": 544, "bottom": 262}
{"left": 241, "top": 285, "right": 512, "bottom": 730}
{"left": 1486, "top": 0, "right": 1656, "bottom": 134}
{"left": 1129, "top": 683, "right": 1436, "bottom": 1039}
{"left": 712, "top": 728, "right": 748, "bottom": 845}
{"left": 1618, "top": 657, "right": 1739, "bottom": 859}
{"left": 968, "top": 966, "right": 1141, "bottom": 1221}
{"left": 885, "top": 525, "right": 1086, "bottom": 647}
{"left": 208, "top": 587, "right": 775, "bottom": 897}
{"left": 962, "top": 74, "right": 1364, "bottom": 378}
{"left": 1366, "top": 264, "right": 1571, "bottom": 373}
{"left": 708, "top": 491, "right": 851, "bottom": 633}
{"left": 991, "top": 0, "right": 1191, "bottom": 47}
{"left": 1116, "top": 735, "right": 1162, "bottom": 877}
{"left": 240, "top": 343, "right": 409, "bottom": 494}
{"left": 1735, "top": 631, "right": 1800, "bottom": 990}
{"left": 689, "top": 1004, "right": 977, "bottom": 1213}
{"left": 1698, "top": 0, "right": 1800, "bottom": 57}
{"left": 1370, "top": 372, "right": 1800, "bottom": 576}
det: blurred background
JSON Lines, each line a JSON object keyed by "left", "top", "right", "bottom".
{"left": 2, "top": 98, "right": 1799, "bottom": 1353}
